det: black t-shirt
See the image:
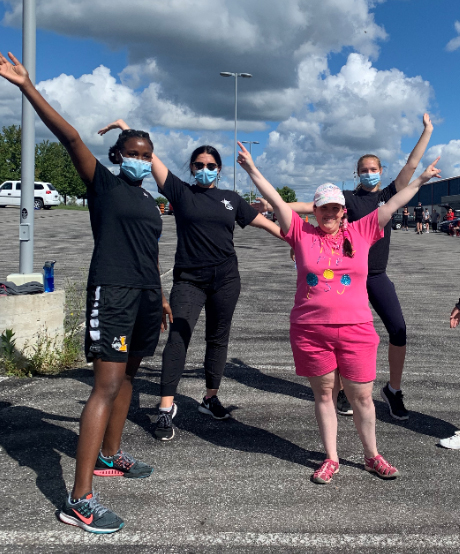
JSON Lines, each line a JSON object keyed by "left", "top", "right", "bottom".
{"left": 414, "top": 206, "right": 424, "bottom": 220}
{"left": 86, "top": 161, "right": 162, "bottom": 289}
{"left": 162, "top": 171, "right": 258, "bottom": 268}
{"left": 343, "top": 182, "right": 396, "bottom": 274}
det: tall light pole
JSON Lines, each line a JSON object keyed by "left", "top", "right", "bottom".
{"left": 241, "top": 140, "right": 259, "bottom": 203}
{"left": 220, "top": 71, "right": 252, "bottom": 191}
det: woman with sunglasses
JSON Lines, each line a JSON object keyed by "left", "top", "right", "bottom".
{"left": 99, "top": 120, "right": 282, "bottom": 440}
{"left": 255, "top": 114, "right": 433, "bottom": 420}
{"left": 238, "top": 141, "right": 440, "bottom": 483}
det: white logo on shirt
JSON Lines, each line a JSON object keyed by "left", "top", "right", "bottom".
{"left": 378, "top": 201, "right": 385, "bottom": 207}
{"left": 221, "top": 199, "right": 234, "bottom": 210}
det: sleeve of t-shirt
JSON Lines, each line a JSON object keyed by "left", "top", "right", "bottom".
{"left": 349, "top": 209, "right": 383, "bottom": 246}
{"left": 381, "top": 181, "right": 397, "bottom": 203}
{"left": 235, "top": 195, "right": 258, "bottom": 228}
{"left": 162, "top": 171, "right": 189, "bottom": 204}
{"left": 88, "top": 160, "right": 121, "bottom": 193}
{"left": 280, "top": 211, "right": 306, "bottom": 247}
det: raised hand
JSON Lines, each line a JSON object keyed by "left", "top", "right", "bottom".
{"left": 420, "top": 156, "right": 441, "bottom": 183}
{"left": 450, "top": 306, "right": 460, "bottom": 329}
{"left": 423, "top": 113, "right": 433, "bottom": 133}
{"left": 254, "top": 197, "right": 273, "bottom": 212}
{"left": 0, "top": 51, "right": 29, "bottom": 87}
{"left": 98, "top": 119, "right": 130, "bottom": 136}
{"left": 237, "top": 141, "right": 256, "bottom": 172}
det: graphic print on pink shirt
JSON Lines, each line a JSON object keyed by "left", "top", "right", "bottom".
{"left": 282, "top": 210, "right": 383, "bottom": 325}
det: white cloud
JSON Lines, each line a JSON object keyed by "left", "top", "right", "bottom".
{"left": 446, "top": 21, "right": 460, "bottom": 52}
{"left": 425, "top": 141, "right": 460, "bottom": 180}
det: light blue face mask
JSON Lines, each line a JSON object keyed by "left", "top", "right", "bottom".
{"left": 359, "top": 172, "right": 381, "bottom": 189}
{"left": 195, "top": 168, "right": 218, "bottom": 186}
{"left": 120, "top": 155, "right": 152, "bottom": 182}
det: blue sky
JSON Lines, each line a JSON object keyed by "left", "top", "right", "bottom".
{"left": 0, "top": 0, "right": 459, "bottom": 198}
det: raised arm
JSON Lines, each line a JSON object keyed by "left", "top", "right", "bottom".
{"left": 253, "top": 197, "right": 314, "bottom": 215}
{"left": 394, "top": 113, "right": 433, "bottom": 192}
{"left": 0, "top": 51, "right": 96, "bottom": 184}
{"left": 98, "top": 119, "right": 130, "bottom": 136}
{"left": 249, "top": 213, "right": 284, "bottom": 240}
{"left": 378, "top": 157, "right": 441, "bottom": 229}
{"left": 237, "top": 142, "right": 292, "bottom": 234}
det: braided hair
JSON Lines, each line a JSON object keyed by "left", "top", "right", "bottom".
{"left": 341, "top": 210, "right": 354, "bottom": 258}
{"left": 108, "top": 129, "right": 154, "bottom": 164}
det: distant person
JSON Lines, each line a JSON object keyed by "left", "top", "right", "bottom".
{"left": 423, "top": 208, "right": 430, "bottom": 233}
{"left": 445, "top": 207, "right": 455, "bottom": 221}
{"left": 238, "top": 141, "right": 440, "bottom": 484}
{"left": 414, "top": 202, "right": 424, "bottom": 234}
{"left": 0, "top": 51, "right": 173, "bottom": 534}
{"left": 439, "top": 298, "right": 460, "bottom": 448}
{"left": 402, "top": 206, "right": 409, "bottom": 231}
{"left": 431, "top": 209, "right": 440, "bottom": 232}
{"left": 254, "top": 114, "right": 434, "bottom": 420}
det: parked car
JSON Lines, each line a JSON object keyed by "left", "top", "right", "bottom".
{"left": 0, "top": 180, "right": 60, "bottom": 209}
{"left": 167, "top": 202, "right": 174, "bottom": 215}
{"left": 391, "top": 213, "right": 416, "bottom": 230}
{"left": 439, "top": 217, "right": 460, "bottom": 235}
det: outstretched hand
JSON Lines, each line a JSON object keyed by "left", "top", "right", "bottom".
{"left": 98, "top": 119, "right": 130, "bottom": 136}
{"left": 423, "top": 113, "right": 433, "bottom": 133}
{"left": 0, "top": 51, "right": 29, "bottom": 87}
{"left": 450, "top": 306, "right": 460, "bottom": 329}
{"left": 253, "top": 197, "right": 273, "bottom": 212}
{"left": 420, "top": 156, "right": 441, "bottom": 183}
{"left": 237, "top": 141, "right": 256, "bottom": 172}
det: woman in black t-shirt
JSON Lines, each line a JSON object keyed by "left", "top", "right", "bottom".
{"left": 99, "top": 119, "right": 283, "bottom": 440}
{"left": 402, "top": 206, "right": 409, "bottom": 231}
{"left": 0, "top": 52, "right": 172, "bottom": 534}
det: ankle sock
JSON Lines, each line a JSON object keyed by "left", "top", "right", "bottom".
{"left": 388, "top": 383, "right": 400, "bottom": 394}
{"left": 159, "top": 405, "right": 173, "bottom": 413}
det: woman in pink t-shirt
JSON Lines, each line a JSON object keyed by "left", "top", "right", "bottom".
{"left": 238, "top": 142, "right": 440, "bottom": 484}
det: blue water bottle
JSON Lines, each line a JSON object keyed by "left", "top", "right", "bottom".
{"left": 43, "top": 260, "right": 56, "bottom": 293}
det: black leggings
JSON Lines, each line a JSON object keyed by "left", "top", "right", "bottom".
{"left": 161, "top": 256, "right": 241, "bottom": 397}
{"left": 367, "top": 272, "right": 406, "bottom": 347}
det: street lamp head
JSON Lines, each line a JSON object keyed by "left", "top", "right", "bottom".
{"left": 240, "top": 73, "right": 252, "bottom": 78}
{"left": 220, "top": 72, "right": 233, "bottom": 77}
{"left": 253, "top": 141, "right": 259, "bottom": 145}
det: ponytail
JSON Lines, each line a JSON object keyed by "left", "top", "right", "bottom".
{"left": 341, "top": 210, "right": 354, "bottom": 258}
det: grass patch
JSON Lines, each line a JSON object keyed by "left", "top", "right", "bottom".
{"left": 53, "top": 204, "right": 89, "bottom": 211}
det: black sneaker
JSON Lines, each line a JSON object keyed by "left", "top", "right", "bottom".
{"left": 380, "top": 383, "right": 409, "bottom": 420}
{"left": 93, "top": 449, "right": 153, "bottom": 478}
{"left": 154, "top": 403, "right": 178, "bottom": 441}
{"left": 59, "top": 491, "right": 124, "bottom": 534}
{"left": 198, "top": 395, "right": 230, "bottom": 420}
{"left": 337, "top": 389, "right": 353, "bottom": 415}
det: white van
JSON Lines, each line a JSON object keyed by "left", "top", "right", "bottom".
{"left": 0, "top": 180, "right": 60, "bottom": 209}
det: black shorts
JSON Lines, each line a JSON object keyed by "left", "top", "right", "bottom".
{"left": 85, "top": 286, "right": 163, "bottom": 363}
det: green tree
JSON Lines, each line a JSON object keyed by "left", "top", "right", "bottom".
{"left": 0, "top": 125, "right": 22, "bottom": 182}
{"left": 35, "top": 141, "right": 85, "bottom": 204}
{"left": 276, "top": 186, "right": 297, "bottom": 203}
{"left": 155, "top": 196, "right": 169, "bottom": 207}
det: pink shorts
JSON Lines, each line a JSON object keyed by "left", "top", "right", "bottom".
{"left": 290, "top": 322, "right": 379, "bottom": 382}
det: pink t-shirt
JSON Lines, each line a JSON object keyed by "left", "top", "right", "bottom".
{"left": 282, "top": 210, "right": 383, "bottom": 324}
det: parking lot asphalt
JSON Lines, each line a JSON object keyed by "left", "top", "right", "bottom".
{"left": 1, "top": 207, "right": 460, "bottom": 553}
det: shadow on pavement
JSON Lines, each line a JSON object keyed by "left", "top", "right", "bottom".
{"left": 0, "top": 400, "right": 78, "bottom": 509}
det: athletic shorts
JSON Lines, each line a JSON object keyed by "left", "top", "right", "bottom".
{"left": 85, "top": 286, "right": 163, "bottom": 363}
{"left": 290, "top": 322, "right": 379, "bottom": 382}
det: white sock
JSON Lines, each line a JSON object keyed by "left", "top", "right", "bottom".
{"left": 159, "top": 405, "right": 173, "bottom": 412}
{"left": 388, "top": 383, "right": 400, "bottom": 394}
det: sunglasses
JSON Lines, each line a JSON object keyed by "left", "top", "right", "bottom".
{"left": 192, "top": 162, "right": 218, "bottom": 171}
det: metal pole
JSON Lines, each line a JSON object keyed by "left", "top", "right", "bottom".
{"left": 234, "top": 74, "right": 237, "bottom": 192}
{"left": 19, "top": 0, "right": 36, "bottom": 274}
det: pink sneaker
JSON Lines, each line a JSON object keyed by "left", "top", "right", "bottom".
{"left": 312, "top": 459, "right": 339, "bottom": 484}
{"left": 364, "top": 454, "right": 400, "bottom": 479}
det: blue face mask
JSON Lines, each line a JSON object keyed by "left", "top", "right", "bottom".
{"left": 195, "top": 168, "right": 218, "bottom": 186}
{"left": 359, "top": 172, "right": 381, "bottom": 188}
{"left": 120, "top": 156, "right": 152, "bottom": 182}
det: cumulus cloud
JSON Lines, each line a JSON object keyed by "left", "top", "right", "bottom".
{"left": 446, "top": 21, "right": 460, "bottom": 52}
{"left": 1, "top": 0, "right": 437, "bottom": 200}
{"left": 426, "top": 141, "right": 460, "bottom": 179}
